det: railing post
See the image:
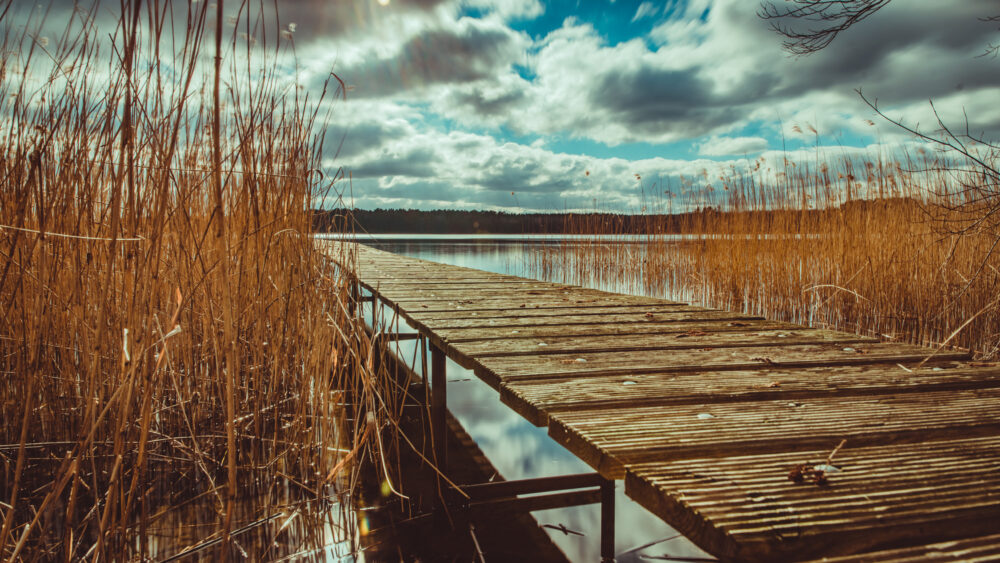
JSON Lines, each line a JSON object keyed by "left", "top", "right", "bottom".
{"left": 601, "top": 478, "right": 616, "bottom": 562}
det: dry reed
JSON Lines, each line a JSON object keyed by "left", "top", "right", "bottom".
{"left": 0, "top": 0, "right": 394, "bottom": 559}
{"left": 533, "top": 149, "right": 1000, "bottom": 358}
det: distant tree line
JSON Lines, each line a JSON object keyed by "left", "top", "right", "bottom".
{"left": 312, "top": 200, "right": 919, "bottom": 235}
{"left": 313, "top": 208, "right": 664, "bottom": 234}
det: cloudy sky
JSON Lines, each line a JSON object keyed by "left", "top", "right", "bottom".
{"left": 10, "top": 0, "right": 999, "bottom": 212}
{"left": 283, "top": 0, "right": 995, "bottom": 212}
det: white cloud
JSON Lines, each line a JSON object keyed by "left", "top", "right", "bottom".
{"left": 698, "top": 136, "right": 768, "bottom": 156}
{"left": 461, "top": 0, "right": 545, "bottom": 20}
{"left": 631, "top": 2, "right": 657, "bottom": 22}
{"left": 301, "top": 0, "right": 1000, "bottom": 210}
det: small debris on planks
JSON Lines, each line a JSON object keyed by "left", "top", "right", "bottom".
{"left": 676, "top": 330, "right": 708, "bottom": 338}
{"left": 788, "top": 439, "right": 847, "bottom": 487}
{"left": 788, "top": 464, "right": 830, "bottom": 486}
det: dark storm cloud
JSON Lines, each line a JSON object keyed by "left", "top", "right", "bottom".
{"left": 781, "top": 3, "right": 999, "bottom": 95}
{"left": 324, "top": 120, "right": 409, "bottom": 158}
{"left": 476, "top": 171, "right": 575, "bottom": 193}
{"left": 449, "top": 86, "right": 526, "bottom": 116}
{"left": 260, "top": 0, "right": 450, "bottom": 42}
{"left": 338, "top": 23, "right": 520, "bottom": 97}
{"left": 588, "top": 65, "right": 741, "bottom": 136}
{"left": 351, "top": 146, "right": 439, "bottom": 178}
{"left": 355, "top": 179, "right": 473, "bottom": 206}
{"left": 476, "top": 189, "right": 570, "bottom": 210}
{"left": 474, "top": 154, "right": 576, "bottom": 193}
{"left": 354, "top": 178, "right": 571, "bottom": 211}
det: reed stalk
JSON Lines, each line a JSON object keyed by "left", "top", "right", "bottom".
{"left": 536, "top": 150, "right": 999, "bottom": 358}
{"left": 0, "top": 1, "right": 396, "bottom": 558}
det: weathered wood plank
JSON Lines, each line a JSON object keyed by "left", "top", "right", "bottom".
{"left": 358, "top": 274, "right": 539, "bottom": 282}
{"left": 454, "top": 328, "right": 876, "bottom": 358}
{"left": 436, "top": 319, "right": 801, "bottom": 342}
{"left": 500, "top": 362, "right": 996, "bottom": 426}
{"left": 475, "top": 342, "right": 969, "bottom": 385}
{"left": 389, "top": 295, "right": 675, "bottom": 313}
{"left": 372, "top": 283, "right": 584, "bottom": 302}
{"left": 625, "top": 436, "right": 1000, "bottom": 561}
{"left": 803, "top": 532, "right": 1000, "bottom": 562}
{"left": 549, "top": 388, "right": 1000, "bottom": 479}
{"left": 368, "top": 283, "right": 584, "bottom": 296}
{"left": 367, "top": 287, "right": 602, "bottom": 303}
{"left": 409, "top": 304, "right": 695, "bottom": 323}
{"left": 416, "top": 310, "right": 761, "bottom": 332}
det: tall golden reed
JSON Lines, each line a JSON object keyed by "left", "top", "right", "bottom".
{"left": 0, "top": 1, "right": 389, "bottom": 559}
{"left": 536, "top": 150, "right": 999, "bottom": 358}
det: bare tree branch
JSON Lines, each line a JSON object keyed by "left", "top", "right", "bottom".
{"left": 758, "top": 0, "right": 892, "bottom": 55}
{"left": 859, "top": 90, "right": 1000, "bottom": 224}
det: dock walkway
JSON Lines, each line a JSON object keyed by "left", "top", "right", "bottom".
{"left": 325, "top": 241, "right": 1000, "bottom": 561}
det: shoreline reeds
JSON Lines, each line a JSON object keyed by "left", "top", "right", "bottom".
{"left": 535, "top": 150, "right": 999, "bottom": 359}
{"left": 0, "top": 1, "right": 393, "bottom": 559}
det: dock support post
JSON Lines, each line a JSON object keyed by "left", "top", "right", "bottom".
{"left": 420, "top": 336, "right": 428, "bottom": 388}
{"left": 601, "top": 478, "right": 615, "bottom": 562}
{"left": 348, "top": 277, "right": 359, "bottom": 318}
{"left": 431, "top": 343, "right": 447, "bottom": 473}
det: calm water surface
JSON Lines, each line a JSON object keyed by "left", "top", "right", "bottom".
{"left": 362, "top": 235, "right": 714, "bottom": 563}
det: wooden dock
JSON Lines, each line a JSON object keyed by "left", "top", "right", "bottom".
{"left": 323, "top": 241, "right": 1000, "bottom": 562}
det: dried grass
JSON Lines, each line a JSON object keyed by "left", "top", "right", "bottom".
{"left": 533, "top": 150, "right": 1000, "bottom": 358}
{"left": 0, "top": 1, "right": 391, "bottom": 559}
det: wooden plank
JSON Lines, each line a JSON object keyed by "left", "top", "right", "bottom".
{"left": 390, "top": 295, "right": 674, "bottom": 313}
{"left": 803, "top": 533, "right": 1000, "bottom": 562}
{"left": 436, "top": 319, "right": 801, "bottom": 342}
{"left": 360, "top": 274, "right": 539, "bottom": 287}
{"left": 363, "top": 277, "right": 539, "bottom": 286}
{"left": 501, "top": 363, "right": 1000, "bottom": 426}
{"left": 366, "top": 280, "right": 592, "bottom": 292}
{"left": 356, "top": 263, "right": 514, "bottom": 273}
{"left": 367, "top": 286, "right": 594, "bottom": 303}
{"left": 410, "top": 304, "right": 694, "bottom": 323}
{"left": 476, "top": 342, "right": 969, "bottom": 384}
{"left": 548, "top": 388, "right": 1000, "bottom": 479}
{"left": 366, "top": 282, "right": 584, "bottom": 301}
{"left": 454, "top": 328, "right": 876, "bottom": 358}
{"left": 417, "top": 310, "right": 761, "bottom": 332}
{"left": 624, "top": 436, "right": 1000, "bottom": 561}
{"left": 369, "top": 283, "right": 579, "bottom": 295}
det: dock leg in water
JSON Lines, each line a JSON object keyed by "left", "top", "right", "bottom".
{"left": 601, "top": 478, "right": 616, "bottom": 562}
{"left": 431, "top": 342, "right": 448, "bottom": 474}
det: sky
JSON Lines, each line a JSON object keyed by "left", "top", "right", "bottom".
{"left": 8, "top": 0, "right": 1000, "bottom": 212}
{"left": 288, "top": 0, "right": 997, "bottom": 212}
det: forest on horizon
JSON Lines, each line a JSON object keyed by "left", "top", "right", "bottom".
{"left": 313, "top": 198, "right": 920, "bottom": 234}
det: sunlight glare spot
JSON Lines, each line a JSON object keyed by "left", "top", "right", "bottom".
{"left": 378, "top": 0, "right": 390, "bottom": 5}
